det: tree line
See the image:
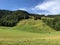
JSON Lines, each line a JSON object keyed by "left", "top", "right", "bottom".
{"left": 42, "top": 15, "right": 60, "bottom": 31}
{"left": 0, "top": 10, "right": 29, "bottom": 27}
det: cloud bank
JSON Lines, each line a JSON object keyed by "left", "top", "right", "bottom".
{"left": 32, "top": 0, "right": 60, "bottom": 14}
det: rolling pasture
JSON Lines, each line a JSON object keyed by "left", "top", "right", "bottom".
{"left": 0, "top": 19, "right": 60, "bottom": 45}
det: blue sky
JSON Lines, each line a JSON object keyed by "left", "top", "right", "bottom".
{"left": 0, "top": 0, "right": 60, "bottom": 15}
{"left": 0, "top": 0, "right": 43, "bottom": 10}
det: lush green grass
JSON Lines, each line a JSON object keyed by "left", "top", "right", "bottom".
{"left": 0, "top": 19, "right": 56, "bottom": 40}
{"left": 0, "top": 19, "right": 60, "bottom": 45}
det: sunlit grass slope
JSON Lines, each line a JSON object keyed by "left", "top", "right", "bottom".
{"left": 0, "top": 19, "right": 56, "bottom": 40}
{"left": 14, "top": 19, "right": 55, "bottom": 33}
{"left": 0, "top": 19, "right": 55, "bottom": 33}
{"left": 0, "top": 19, "right": 60, "bottom": 45}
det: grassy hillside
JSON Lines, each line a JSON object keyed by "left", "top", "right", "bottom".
{"left": 0, "top": 19, "right": 60, "bottom": 45}
{"left": 0, "top": 19, "right": 56, "bottom": 40}
{"left": 13, "top": 19, "right": 55, "bottom": 33}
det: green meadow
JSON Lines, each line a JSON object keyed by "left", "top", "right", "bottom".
{"left": 0, "top": 19, "right": 60, "bottom": 45}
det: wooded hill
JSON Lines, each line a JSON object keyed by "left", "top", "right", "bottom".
{"left": 0, "top": 9, "right": 60, "bottom": 31}
{"left": 0, "top": 10, "right": 45, "bottom": 27}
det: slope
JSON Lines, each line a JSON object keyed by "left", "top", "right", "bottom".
{"left": 0, "top": 19, "right": 58, "bottom": 41}
{"left": 13, "top": 19, "right": 55, "bottom": 33}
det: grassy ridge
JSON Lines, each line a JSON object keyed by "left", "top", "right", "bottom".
{"left": 14, "top": 19, "right": 55, "bottom": 33}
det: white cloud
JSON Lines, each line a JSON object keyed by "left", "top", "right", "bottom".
{"left": 17, "top": 8, "right": 27, "bottom": 11}
{"left": 32, "top": 0, "right": 60, "bottom": 14}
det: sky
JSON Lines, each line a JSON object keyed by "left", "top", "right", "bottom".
{"left": 0, "top": 0, "right": 60, "bottom": 15}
